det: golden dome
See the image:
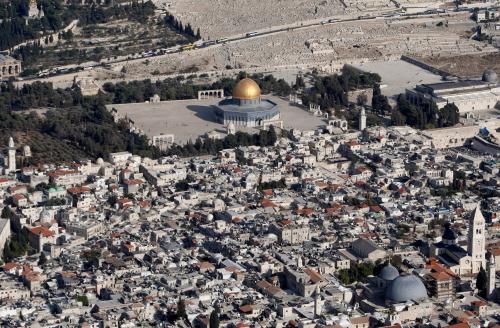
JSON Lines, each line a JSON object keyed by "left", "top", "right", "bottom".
{"left": 232, "top": 78, "right": 261, "bottom": 100}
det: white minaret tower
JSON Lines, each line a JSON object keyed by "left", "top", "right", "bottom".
{"left": 359, "top": 108, "right": 366, "bottom": 131}
{"left": 467, "top": 203, "right": 486, "bottom": 274}
{"left": 314, "top": 285, "right": 322, "bottom": 318}
{"left": 487, "top": 254, "right": 496, "bottom": 299}
{"left": 7, "top": 137, "right": 16, "bottom": 173}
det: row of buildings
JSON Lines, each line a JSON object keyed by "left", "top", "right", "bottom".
{"left": 0, "top": 119, "right": 498, "bottom": 327}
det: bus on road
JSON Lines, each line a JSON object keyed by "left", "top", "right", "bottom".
{"left": 181, "top": 44, "right": 195, "bottom": 51}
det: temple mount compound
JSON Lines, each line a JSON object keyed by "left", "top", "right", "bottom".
{"left": 213, "top": 78, "right": 282, "bottom": 128}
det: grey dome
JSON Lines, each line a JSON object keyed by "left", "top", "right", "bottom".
{"left": 482, "top": 69, "right": 498, "bottom": 83}
{"left": 379, "top": 264, "right": 399, "bottom": 281}
{"left": 385, "top": 274, "right": 427, "bottom": 303}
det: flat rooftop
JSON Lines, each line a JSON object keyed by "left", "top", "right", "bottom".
{"left": 422, "top": 80, "right": 489, "bottom": 91}
{"left": 107, "top": 95, "right": 325, "bottom": 144}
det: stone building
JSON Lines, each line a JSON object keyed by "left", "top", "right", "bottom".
{"left": 284, "top": 266, "right": 325, "bottom": 297}
{"left": 0, "top": 218, "right": 11, "bottom": 256}
{"left": 350, "top": 238, "right": 387, "bottom": 262}
{"left": 425, "top": 271, "right": 454, "bottom": 301}
{"left": 269, "top": 221, "right": 310, "bottom": 245}
{"left": 0, "top": 55, "right": 21, "bottom": 80}
{"left": 406, "top": 69, "right": 500, "bottom": 114}
{"left": 28, "top": 226, "right": 57, "bottom": 253}
{"left": 0, "top": 280, "right": 31, "bottom": 301}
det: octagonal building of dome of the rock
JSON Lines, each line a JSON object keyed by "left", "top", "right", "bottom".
{"left": 212, "top": 78, "right": 281, "bottom": 128}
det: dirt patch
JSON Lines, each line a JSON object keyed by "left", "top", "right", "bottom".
{"left": 414, "top": 52, "right": 500, "bottom": 78}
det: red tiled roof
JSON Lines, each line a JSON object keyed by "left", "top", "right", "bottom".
{"left": 30, "top": 226, "right": 54, "bottom": 237}
{"left": 354, "top": 166, "right": 370, "bottom": 174}
{"left": 124, "top": 179, "right": 143, "bottom": 186}
{"left": 278, "top": 219, "right": 292, "bottom": 226}
{"left": 262, "top": 189, "right": 273, "bottom": 196}
{"left": 295, "top": 208, "right": 314, "bottom": 216}
{"left": 239, "top": 304, "right": 253, "bottom": 313}
{"left": 67, "top": 186, "right": 90, "bottom": 194}
{"left": 138, "top": 201, "right": 150, "bottom": 208}
{"left": 261, "top": 199, "right": 277, "bottom": 208}
{"left": 471, "top": 300, "right": 488, "bottom": 307}
{"left": 2, "top": 262, "right": 20, "bottom": 271}
{"left": 196, "top": 262, "right": 215, "bottom": 270}
{"left": 430, "top": 271, "right": 452, "bottom": 281}
{"left": 303, "top": 267, "right": 323, "bottom": 283}
{"left": 445, "top": 323, "right": 469, "bottom": 328}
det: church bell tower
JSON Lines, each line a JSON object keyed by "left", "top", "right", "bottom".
{"left": 467, "top": 203, "right": 486, "bottom": 274}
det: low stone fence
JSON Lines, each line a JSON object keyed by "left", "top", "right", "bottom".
{"left": 400, "top": 55, "right": 451, "bottom": 77}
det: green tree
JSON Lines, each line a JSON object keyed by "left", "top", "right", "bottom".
{"left": 338, "top": 269, "right": 351, "bottom": 285}
{"left": 177, "top": 298, "right": 186, "bottom": 319}
{"left": 391, "top": 109, "right": 406, "bottom": 126}
{"left": 358, "top": 262, "right": 375, "bottom": 277}
{"left": 438, "top": 103, "right": 459, "bottom": 127}
{"left": 390, "top": 255, "right": 403, "bottom": 269}
{"left": 38, "top": 252, "right": 47, "bottom": 266}
{"left": 397, "top": 94, "right": 420, "bottom": 127}
{"left": 76, "top": 295, "right": 90, "bottom": 306}
{"left": 209, "top": 308, "right": 220, "bottom": 328}
{"left": 372, "top": 84, "right": 391, "bottom": 115}
{"left": 295, "top": 75, "right": 305, "bottom": 89}
{"left": 1, "top": 207, "right": 14, "bottom": 219}
{"left": 2, "top": 230, "right": 29, "bottom": 263}
{"left": 476, "top": 266, "right": 487, "bottom": 297}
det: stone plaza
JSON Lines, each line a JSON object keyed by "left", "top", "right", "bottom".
{"left": 107, "top": 94, "right": 325, "bottom": 146}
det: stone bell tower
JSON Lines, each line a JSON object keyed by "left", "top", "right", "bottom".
{"left": 467, "top": 203, "right": 486, "bottom": 274}
{"left": 7, "top": 137, "right": 16, "bottom": 173}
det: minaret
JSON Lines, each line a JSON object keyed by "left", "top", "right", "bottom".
{"left": 7, "top": 137, "right": 16, "bottom": 173}
{"left": 314, "top": 285, "right": 322, "bottom": 318}
{"left": 467, "top": 203, "right": 486, "bottom": 273}
{"left": 487, "top": 254, "right": 496, "bottom": 299}
{"left": 359, "top": 107, "right": 366, "bottom": 131}
{"left": 28, "top": 0, "right": 39, "bottom": 18}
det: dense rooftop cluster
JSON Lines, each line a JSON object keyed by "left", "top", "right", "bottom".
{"left": 0, "top": 125, "right": 499, "bottom": 327}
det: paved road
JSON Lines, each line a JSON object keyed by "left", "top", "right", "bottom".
{"left": 20, "top": 8, "right": 471, "bottom": 82}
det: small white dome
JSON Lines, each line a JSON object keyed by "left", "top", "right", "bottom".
{"left": 265, "top": 233, "right": 278, "bottom": 240}
{"left": 378, "top": 263, "right": 399, "bottom": 281}
{"left": 39, "top": 208, "right": 52, "bottom": 222}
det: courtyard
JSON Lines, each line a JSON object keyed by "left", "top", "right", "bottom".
{"left": 107, "top": 95, "right": 325, "bottom": 144}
